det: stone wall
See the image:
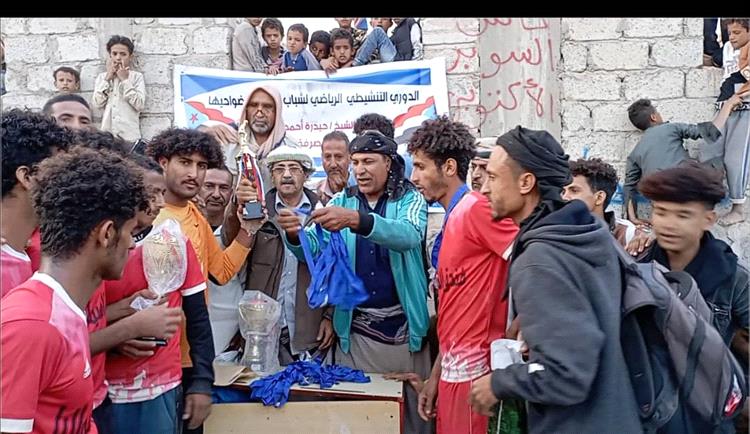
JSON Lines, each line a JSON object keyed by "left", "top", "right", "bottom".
{"left": 424, "top": 18, "right": 561, "bottom": 137}
{"left": 2, "top": 17, "right": 747, "bottom": 263}
{"left": 2, "top": 17, "right": 234, "bottom": 138}
{"left": 558, "top": 18, "right": 748, "bottom": 261}
{"left": 559, "top": 18, "right": 716, "bottom": 175}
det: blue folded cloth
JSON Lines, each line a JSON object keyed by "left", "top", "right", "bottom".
{"left": 250, "top": 360, "right": 371, "bottom": 407}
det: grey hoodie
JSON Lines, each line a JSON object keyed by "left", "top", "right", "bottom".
{"left": 491, "top": 200, "right": 642, "bottom": 434}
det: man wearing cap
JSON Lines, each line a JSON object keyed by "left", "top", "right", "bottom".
{"left": 469, "top": 126, "right": 641, "bottom": 433}
{"left": 239, "top": 145, "right": 334, "bottom": 363}
{"left": 469, "top": 137, "right": 494, "bottom": 192}
{"left": 278, "top": 131, "right": 433, "bottom": 434}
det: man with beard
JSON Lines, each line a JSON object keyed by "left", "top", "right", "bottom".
{"left": 317, "top": 131, "right": 351, "bottom": 205}
{"left": 238, "top": 146, "right": 334, "bottom": 363}
{"left": 278, "top": 130, "right": 432, "bottom": 434}
{"left": 206, "top": 84, "right": 298, "bottom": 249}
{"left": 199, "top": 83, "right": 297, "bottom": 190}
{"left": 409, "top": 117, "right": 518, "bottom": 433}
{"left": 469, "top": 126, "right": 641, "bottom": 433}
{"left": 147, "top": 128, "right": 259, "bottom": 433}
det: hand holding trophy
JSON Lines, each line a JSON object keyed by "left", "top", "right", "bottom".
{"left": 130, "top": 219, "right": 188, "bottom": 346}
{"left": 236, "top": 120, "right": 266, "bottom": 220}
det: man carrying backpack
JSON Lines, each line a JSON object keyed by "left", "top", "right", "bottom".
{"left": 637, "top": 161, "right": 749, "bottom": 433}
{"left": 468, "top": 126, "right": 642, "bottom": 433}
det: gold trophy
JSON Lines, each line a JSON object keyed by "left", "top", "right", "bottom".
{"left": 236, "top": 120, "right": 266, "bottom": 220}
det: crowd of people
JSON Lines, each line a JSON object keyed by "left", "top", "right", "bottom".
{"left": 1, "top": 16, "right": 749, "bottom": 434}
{"left": 230, "top": 18, "right": 423, "bottom": 74}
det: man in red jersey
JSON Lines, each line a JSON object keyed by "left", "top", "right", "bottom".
{"left": 1, "top": 147, "right": 144, "bottom": 434}
{"left": 408, "top": 116, "right": 518, "bottom": 433}
{"left": 1, "top": 109, "right": 74, "bottom": 297}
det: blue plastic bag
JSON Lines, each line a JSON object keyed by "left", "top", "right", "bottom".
{"left": 298, "top": 223, "right": 369, "bottom": 310}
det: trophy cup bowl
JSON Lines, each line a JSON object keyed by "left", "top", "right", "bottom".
{"left": 143, "top": 231, "right": 186, "bottom": 296}
{"left": 238, "top": 291, "right": 281, "bottom": 374}
{"left": 137, "top": 220, "right": 188, "bottom": 345}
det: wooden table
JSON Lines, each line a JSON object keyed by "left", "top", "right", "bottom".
{"left": 205, "top": 373, "right": 405, "bottom": 434}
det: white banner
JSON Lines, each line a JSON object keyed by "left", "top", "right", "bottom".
{"left": 173, "top": 59, "right": 449, "bottom": 211}
{"left": 173, "top": 59, "right": 449, "bottom": 146}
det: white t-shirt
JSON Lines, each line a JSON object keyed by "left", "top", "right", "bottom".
{"left": 723, "top": 43, "right": 739, "bottom": 79}
{"left": 208, "top": 226, "right": 246, "bottom": 355}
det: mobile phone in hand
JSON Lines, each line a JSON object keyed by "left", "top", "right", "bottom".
{"left": 138, "top": 336, "right": 167, "bottom": 347}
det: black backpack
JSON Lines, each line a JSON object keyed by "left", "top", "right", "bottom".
{"left": 614, "top": 240, "right": 747, "bottom": 432}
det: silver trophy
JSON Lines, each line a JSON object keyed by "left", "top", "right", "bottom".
{"left": 131, "top": 219, "right": 188, "bottom": 346}
{"left": 132, "top": 219, "right": 187, "bottom": 310}
{"left": 238, "top": 290, "right": 281, "bottom": 374}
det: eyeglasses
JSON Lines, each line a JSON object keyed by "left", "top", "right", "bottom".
{"left": 271, "top": 166, "right": 304, "bottom": 176}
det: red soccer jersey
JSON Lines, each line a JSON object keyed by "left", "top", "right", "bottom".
{"left": 1, "top": 244, "right": 33, "bottom": 298}
{"left": 85, "top": 284, "right": 108, "bottom": 408}
{"left": 437, "top": 192, "right": 518, "bottom": 382}
{"left": 104, "top": 239, "right": 205, "bottom": 403}
{"left": 1, "top": 273, "right": 96, "bottom": 434}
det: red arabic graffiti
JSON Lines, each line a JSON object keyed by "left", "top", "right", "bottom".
{"left": 547, "top": 37, "right": 555, "bottom": 73}
{"left": 521, "top": 18, "right": 550, "bottom": 31}
{"left": 447, "top": 18, "right": 557, "bottom": 131}
{"left": 483, "top": 79, "right": 545, "bottom": 116}
{"left": 548, "top": 93, "right": 555, "bottom": 123}
{"left": 449, "top": 77, "right": 550, "bottom": 130}
{"left": 456, "top": 18, "right": 549, "bottom": 37}
{"left": 448, "top": 88, "right": 478, "bottom": 107}
{"left": 447, "top": 47, "right": 478, "bottom": 73}
{"left": 481, "top": 37, "right": 546, "bottom": 79}
{"left": 446, "top": 38, "right": 555, "bottom": 76}
{"left": 456, "top": 18, "right": 511, "bottom": 37}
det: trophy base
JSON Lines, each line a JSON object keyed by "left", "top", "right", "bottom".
{"left": 242, "top": 201, "right": 265, "bottom": 220}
